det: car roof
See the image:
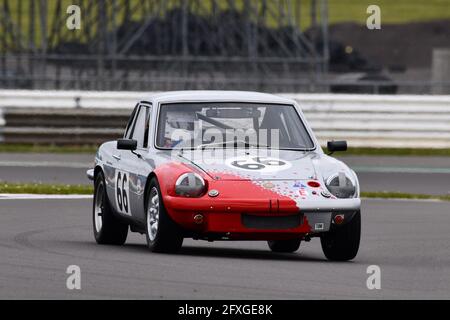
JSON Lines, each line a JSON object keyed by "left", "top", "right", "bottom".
{"left": 143, "top": 91, "right": 296, "bottom": 105}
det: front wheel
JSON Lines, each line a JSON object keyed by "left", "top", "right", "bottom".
{"left": 267, "top": 239, "right": 301, "bottom": 253}
{"left": 93, "top": 171, "right": 128, "bottom": 245}
{"left": 145, "top": 177, "right": 183, "bottom": 253}
{"left": 320, "top": 211, "right": 361, "bottom": 261}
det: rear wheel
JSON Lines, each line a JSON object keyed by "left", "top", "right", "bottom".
{"left": 267, "top": 239, "right": 301, "bottom": 253}
{"left": 145, "top": 177, "right": 183, "bottom": 253}
{"left": 320, "top": 211, "right": 361, "bottom": 261}
{"left": 93, "top": 171, "right": 128, "bottom": 245}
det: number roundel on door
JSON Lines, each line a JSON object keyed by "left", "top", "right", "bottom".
{"left": 115, "top": 170, "right": 131, "bottom": 216}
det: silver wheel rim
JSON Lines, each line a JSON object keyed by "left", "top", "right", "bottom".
{"left": 94, "top": 183, "right": 104, "bottom": 233}
{"left": 147, "top": 187, "right": 160, "bottom": 241}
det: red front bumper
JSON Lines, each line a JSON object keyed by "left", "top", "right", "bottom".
{"left": 164, "top": 195, "right": 313, "bottom": 240}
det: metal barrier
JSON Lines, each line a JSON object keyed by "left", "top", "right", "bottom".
{"left": 1, "top": 90, "right": 449, "bottom": 148}
{"left": 285, "top": 94, "right": 450, "bottom": 148}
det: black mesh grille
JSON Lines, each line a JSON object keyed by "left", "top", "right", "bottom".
{"left": 241, "top": 214, "right": 302, "bottom": 230}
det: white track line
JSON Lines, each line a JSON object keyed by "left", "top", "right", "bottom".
{"left": 0, "top": 194, "right": 92, "bottom": 200}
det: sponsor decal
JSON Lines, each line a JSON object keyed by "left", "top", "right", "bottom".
{"left": 299, "top": 188, "right": 308, "bottom": 197}
{"left": 293, "top": 181, "right": 307, "bottom": 188}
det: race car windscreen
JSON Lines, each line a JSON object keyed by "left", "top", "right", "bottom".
{"left": 156, "top": 102, "right": 315, "bottom": 150}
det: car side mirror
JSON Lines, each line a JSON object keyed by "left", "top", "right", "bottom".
{"left": 117, "top": 139, "right": 137, "bottom": 151}
{"left": 327, "top": 140, "right": 347, "bottom": 155}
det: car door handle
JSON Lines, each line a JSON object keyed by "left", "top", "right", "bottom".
{"left": 112, "top": 154, "right": 121, "bottom": 161}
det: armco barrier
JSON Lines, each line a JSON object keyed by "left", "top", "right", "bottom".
{"left": 0, "top": 90, "right": 449, "bottom": 148}
{"left": 284, "top": 94, "right": 450, "bottom": 148}
{"left": 0, "top": 108, "right": 128, "bottom": 144}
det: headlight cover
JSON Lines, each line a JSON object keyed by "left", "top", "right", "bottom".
{"left": 175, "top": 172, "right": 205, "bottom": 197}
{"left": 325, "top": 172, "right": 356, "bottom": 199}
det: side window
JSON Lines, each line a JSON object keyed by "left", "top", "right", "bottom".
{"left": 131, "top": 106, "right": 149, "bottom": 148}
{"left": 124, "top": 104, "right": 139, "bottom": 139}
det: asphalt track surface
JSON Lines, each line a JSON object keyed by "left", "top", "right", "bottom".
{"left": 0, "top": 197, "right": 449, "bottom": 299}
{"left": 0, "top": 153, "right": 449, "bottom": 195}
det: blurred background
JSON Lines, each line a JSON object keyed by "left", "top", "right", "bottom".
{"left": 0, "top": 0, "right": 449, "bottom": 94}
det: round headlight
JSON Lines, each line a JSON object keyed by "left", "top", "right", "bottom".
{"left": 325, "top": 172, "right": 356, "bottom": 199}
{"left": 175, "top": 172, "right": 205, "bottom": 197}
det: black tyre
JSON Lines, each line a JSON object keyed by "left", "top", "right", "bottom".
{"left": 320, "top": 211, "right": 361, "bottom": 261}
{"left": 93, "top": 171, "right": 128, "bottom": 245}
{"left": 267, "top": 239, "right": 301, "bottom": 253}
{"left": 145, "top": 177, "right": 183, "bottom": 253}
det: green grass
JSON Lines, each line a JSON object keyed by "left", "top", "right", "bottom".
{"left": 332, "top": 147, "right": 450, "bottom": 157}
{"left": 0, "top": 182, "right": 93, "bottom": 195}
{"left": 3, "top": 0, "right": 450, "bottom": 50}
{"left": 361, "top": 191, "right": 450, "bottom": 202}
{"left": 327, "top": 0, "right": 450, "bottom": 25}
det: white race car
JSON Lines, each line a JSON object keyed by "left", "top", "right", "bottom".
{"left": 88, "top": 91, "right": 360, "bottom": 261}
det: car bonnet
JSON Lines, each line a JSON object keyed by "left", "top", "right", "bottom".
{"left": 178, "top": 149, "right": 317, "bottom": 181}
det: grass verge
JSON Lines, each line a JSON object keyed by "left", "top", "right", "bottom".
{"left": 0, "top": 182, "right": 449, "bottom": 201}
{"left": 0, "top": 144, "right": 98, "bottom": 154}
{"left": 328, "top": 147, "right": 450, "bottom": 157}
{"left": 0, "top": 182, "right": 93, "bottom": 195}
{"left": 361, "top": 192, "right": 450, "bottom": 202}
{"left": 4, "top": 1, "right": 450, "bottom": 42}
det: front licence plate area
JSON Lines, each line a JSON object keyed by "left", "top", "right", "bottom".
{"left": 241, "top": 213, "right": 303, "bottom": 230}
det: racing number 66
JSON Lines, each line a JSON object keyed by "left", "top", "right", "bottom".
{"left": 116, "top": 171, "right": 130, "bottom": 215}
